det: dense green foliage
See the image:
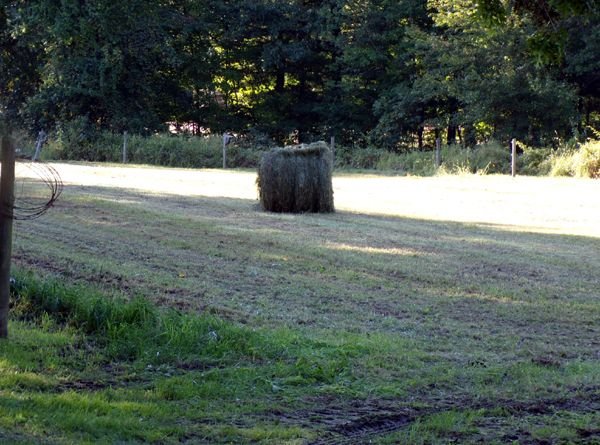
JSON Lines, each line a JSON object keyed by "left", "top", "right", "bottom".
{"left": 1, "top": 0, "right": 599, "bottom": 149}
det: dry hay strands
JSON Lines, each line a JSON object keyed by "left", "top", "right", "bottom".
{"left": 258, "top": 141, "right": 334, "bottom": 213}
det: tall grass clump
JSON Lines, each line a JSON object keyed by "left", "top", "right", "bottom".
{"left": 334, "top": 145, "right": 385, "bottom": 169}
{"left": 571, "top": 140, "right": 600, "bottom": 178}
{"left": 335, "top": 141, "right": 509, "bottom": 176}
{"left": 376, "top": 150, "right": 436, "bottom": 175}
{"left": 8, "top": 272, "right": 360, "bottom": 381}
{"left": 9, "top": 272, "right": 285, "bottom": 363}
{"left": 437, "top": 142, "right": 510, "bottom": 175}
{"left": 11, "top": 272, "right": 157, "bottom": 359}
{"left": 257, "top": 141, "right": 334, "bottom": 213}
{"left": 126, "top": 133, "right": 223, "bottom": 167}
{"left": 468, "top": 141, "right": 511, "bottom": 174}
{"left": 548, "top": 140, "right": 600, "bottom": 178}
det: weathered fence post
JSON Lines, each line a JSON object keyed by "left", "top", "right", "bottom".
{"left": 223, "top": 132, "right": 234, "bottom": 169}
{"left": 32, "top": 130, "right": 47, "bottom": 162}
{"left": 511, "top": 138, "right": 517, "bottom": 177}
{"left": 122, "top": 131, "right": 128, "bottom": 164}
{"left": 435, "top": 138, "right": 441, "bottom": 168}
{"left": 0, "top": 136, "right": 15, "bottom": 338}
{"left": 222, "top": 135, "right": 227, "bottom": 169}
{"left": 330, "top": 135, "right": 335, "bottom": 169}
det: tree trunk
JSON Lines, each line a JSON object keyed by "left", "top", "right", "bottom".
{"left": 0, "top": 136, "right": 16, "bottom": 339}
{"left": 275, "top": 70, "right": 285, "bottom": 93}
{"left": 417, "top": 128, "right": 424, "bottom": 150}
{"left": 447, "top": 125, "right": 457, "bottom": 145}
{"left": 463, "top": 123, "right": 477, "bottom": 148}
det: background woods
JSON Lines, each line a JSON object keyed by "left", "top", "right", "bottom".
{"left": 1, "top": 0, "right": 599, "bottom": 149}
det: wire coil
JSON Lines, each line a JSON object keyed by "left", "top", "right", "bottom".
{"left": 11, "top": 160, "right": 63, "bottom": 220}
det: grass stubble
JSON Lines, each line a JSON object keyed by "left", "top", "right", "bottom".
{"left": 1, "top": 163, "right": 599, "bottom": 444}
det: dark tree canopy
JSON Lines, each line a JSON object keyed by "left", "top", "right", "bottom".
{"left": 1, "top": 0, "right": 599, "bottom": 147}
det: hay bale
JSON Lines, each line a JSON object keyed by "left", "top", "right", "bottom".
{"left": 257, "top": 141, "right": 334, "bottom": 213}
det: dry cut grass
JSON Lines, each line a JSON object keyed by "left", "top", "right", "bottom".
{"left": 29, "top": 162, "right": 600, "bottom": 236}
{"left": 8, "top": 162, "right": 600, "bottom": 444}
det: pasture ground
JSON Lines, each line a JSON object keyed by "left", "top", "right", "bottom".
{"left": 1, "top": 163, "right": 599, "bottom": 444}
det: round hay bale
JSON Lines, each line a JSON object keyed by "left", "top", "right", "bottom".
{"left": 257, "top": 141, "right": 334, "bottom": 213}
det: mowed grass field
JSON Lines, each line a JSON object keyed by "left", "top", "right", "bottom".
{"left": 2, "top": 162, "right": 600, "bottom": 444}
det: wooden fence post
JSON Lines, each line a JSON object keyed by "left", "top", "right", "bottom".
{"left": 122, "top": 131, "right": 128, "bottom": 164}
{"left": 511, "top": 138, "right": 517, "bottom": 177}
{"left": 222, "top": 136, "right": 227, "bottom": 169}
{"left": 0, "top": 136, "right": 15, "bottom": 338}
{"left": 32, "top": 130, "right": 47, "bottom": 162}
{"left": 330, "top": 135, "right": 335, "bottom": 169}
{"left": 223, "top": 132, "right": 234, "bottom": 169}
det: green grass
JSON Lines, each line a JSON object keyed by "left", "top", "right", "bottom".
{"left": 3, "top": 165, "right": 600, "bottom": 443}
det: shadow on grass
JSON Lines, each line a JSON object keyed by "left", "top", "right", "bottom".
{"left": 13, "top": 184, "right": 600, "bottom": 356}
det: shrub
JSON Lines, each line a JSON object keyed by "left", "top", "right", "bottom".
{"left": 257, "top": 142, "right": 334, "bottom": 213}
{"left": 126, "top": 133, "right": 223, "bottom": 167}
{"left": 226, "top": 144, "right": 264, "bottom": 168}
{"left": 11, "top": 129, "right": 36, "bottom": 159}
{"left": 435, "top": 142, "right": 511, "bottom": 175}
{"left": 45, "top": 117, "right": 101, "bottom": 161}
{"left": 337, "top": 141, "right": 509, "bottom": 176}
{"left": 376, "top": 152, "right": 406, "bottom": 172}
{"left": 518, "top": 147, "right": 553, "bottom": 176}
{"left": 470, "top": 141, "right": 511, "bottom": 174}
{"left": 549, "top": 152, "right": 575, "bottom": 177}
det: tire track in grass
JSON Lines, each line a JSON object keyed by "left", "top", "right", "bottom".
{"left": 290, "top": 387, "right": 600, "bottom": 444}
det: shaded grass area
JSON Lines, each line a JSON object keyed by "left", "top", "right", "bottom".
{"left": 3, "top": 275, "right": 599, "bottom": 444}
{"left": 2, "top": 276, "right": 351, "bottom": 444}
{"left": 4, "top": 176, "right": 600, "bottom": 443}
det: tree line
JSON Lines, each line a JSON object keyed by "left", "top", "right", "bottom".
{"left": 1, "top": 0, "right": 599, "bottom": 149}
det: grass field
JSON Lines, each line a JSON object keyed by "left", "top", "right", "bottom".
{"left": 2, "top": 162, "right": 600, "bottom": 444}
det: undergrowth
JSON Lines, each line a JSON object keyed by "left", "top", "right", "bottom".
{"left": 27, "top": 119, "right": 600, "bottom": 177}
{"left": 43, "top": 124, "right": 263, "bottom": 169}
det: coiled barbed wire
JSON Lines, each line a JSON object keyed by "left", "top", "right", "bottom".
{"left": 10, "top": 160, "right": 63, "bottom": 220}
